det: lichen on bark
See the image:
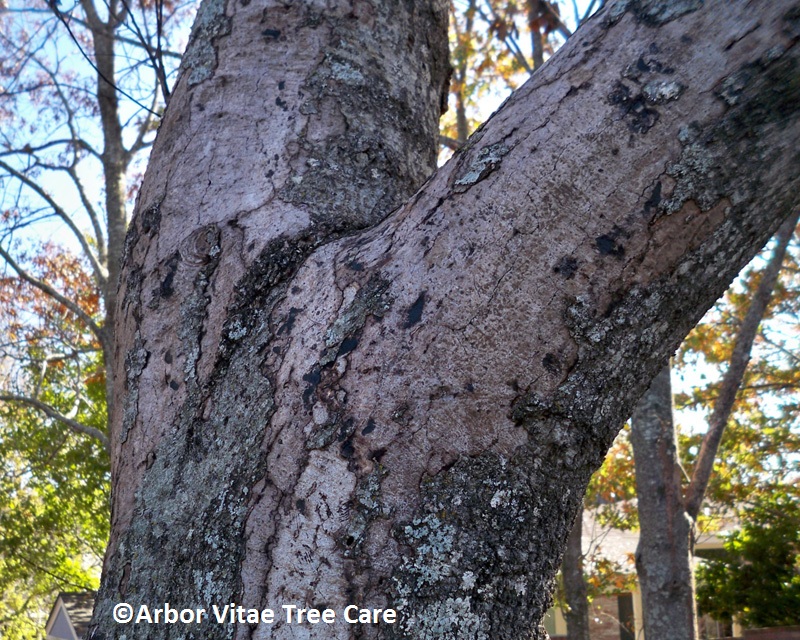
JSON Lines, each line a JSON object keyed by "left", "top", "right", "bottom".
{"left": 180, "top": 0, "right": 231, "bottom": 86}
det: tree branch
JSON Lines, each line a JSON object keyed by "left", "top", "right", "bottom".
{"left": 0, "top": 393, "right": 110, "bottom": 450}
{"left": 0, "top": 244, "right": 105, "bottom": 348}
{"left": 684, "top": 210, "right": 800, "bottom": 519}
{"left": 439, "top": 134, "right": 463, "bottom": 151}
{"left": 0, "top": 159, "right": 107, "bottom": 286}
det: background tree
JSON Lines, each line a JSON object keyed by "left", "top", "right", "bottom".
{"left": 630, "top": 212, "right": 799, "bottom": 640}
{"left": 696, "top": 491, "right": 800, "bottom": 628}
{"left": 90, "top": 1, "right": 800, "bottom": 638}
{"left": 0, "top": 1, "right": 191, "bottom": 635}
{"left": 441, "top": 0, "right": 583, "bottom": 151}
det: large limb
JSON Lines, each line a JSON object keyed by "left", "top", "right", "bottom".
{"left": 93, "top": 2, "right": 800, "bottom": 639}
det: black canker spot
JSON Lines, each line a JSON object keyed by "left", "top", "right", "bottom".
{"left": 404, "top": 291, "right": 426, "bottom": 328}
{"left": 596, "top": 234, "right": 625, "bottom": 258}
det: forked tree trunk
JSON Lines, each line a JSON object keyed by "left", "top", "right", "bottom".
{"left": 91, "top": 1, "right": 800, "bottom": 638}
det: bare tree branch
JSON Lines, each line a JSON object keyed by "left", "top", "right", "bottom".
{"left": 440, "top": 134, "right": 464, "bottom": 151}
{"left": 0, "top": 159, "right": 107, "bottom": 285}
{"left": 65, "top": 165, "right": 108, "bottom": 265}
{"left": 478, "top": 0, "right": 534, "bottom": 74}
{"left": 684, "top": 210, "right": 800, "bottom": 519}
{"left": 0, "top": 393, "right": 109, "bottom": 450}
{"left": 0, "top": 243, "right": 105, "bottom": 346}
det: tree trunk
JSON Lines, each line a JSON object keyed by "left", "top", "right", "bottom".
{"left": 563, "top": 508, "right": 591, "bottom": 640}
{"left": 91, "top": 1, "right": 800, "bottom": 638}
{"left": 631, "top": 366, "right": 698, "bottom": 640}
{"left": 81, "top": 0, "right": 135, "bottom": 430}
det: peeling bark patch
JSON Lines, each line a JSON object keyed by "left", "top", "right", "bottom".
{"left": 177, "top": 235, "right": 222, "bottom": 390}
{"left": 120, "top": 332, "right": 149, "bottom": 444}
{"left": 122, "top": 268, "right": 143, "bottom": 319}
{"left": 262, "top": 28, "right": 281, "bottom": 40}
{"left": 140, "top": 202, "right": 162, "bottom": 235}
{"left": 453, "top": 143, "right": 510, "bottom": 193}
{"left": 181, "top": 0, "right": 232, "bottom": 86}
{"left": 404, "top": 291, "right": 426, "bottom": 328}
{"left": 221, "top": 234, "right": 316, "bottom": 363}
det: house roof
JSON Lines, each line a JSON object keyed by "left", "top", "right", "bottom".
{"left": 46, "top": 592, "right": 95, "bottom": 640}
{"left": 581, "top": 501, "right": 736, "bottom": 572}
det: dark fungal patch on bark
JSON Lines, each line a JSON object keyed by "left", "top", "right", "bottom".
{"left": 542, "top": 353, "right": 561, "bottom": 374}
{"left": 608, "top": 81, "right": 659, "bottom": 134}
{"left": 404, "top": 291, "right": 426, "bottom": 328}
{"left": 157, "top": 252, "right": 180, "bottom": 300}
{"left": 553, "top": 255, "right": 578, "bottom": 279}
{"left": 596, "top": 233, "right": 625, "bottom": 258}
{"left": 362, "top": 417, "right": 377, "bottom": 435}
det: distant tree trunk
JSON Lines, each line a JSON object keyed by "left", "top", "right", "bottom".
{"left": 563, "top": 508, "right": 591, "bottom": 640}
{"left": 631, "top": 366, "right": 698, "bottom": 640}
{"left": 90, "top": 1, "right": 800, "bottom": 638}
{"left": 631, "top": 211, "right": 798, "bottom": 640}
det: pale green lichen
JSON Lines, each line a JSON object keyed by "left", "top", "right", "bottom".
{"left": 180, "top": 0, "right": 231, "bottom": 86}
{"left": 643, "top": 79, "right": 686, "bottom": 103}
{"left": 453, "top": 143, "right": 510, "bottom": 193}
{"left": 320, "top": 275, "right": 392, "bottom": 365}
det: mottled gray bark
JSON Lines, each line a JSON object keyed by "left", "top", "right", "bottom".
{"left": 91, "top": 1, "right": 800, "bottom": 638}
{"left": 563, "top": 509, "right": 591, "bottom": 640}
{"left": 631, "top": 366, "right": 698, "bottom": 640}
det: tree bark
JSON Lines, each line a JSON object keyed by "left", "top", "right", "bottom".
{"left": 563, "top": 508, "right": 591, "bottom": 640}
{"left": 91, "top": 1, "right": 800, "bottom": 638}
{"left": 631, "top": 366, "right": 698, "bottom": 640}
